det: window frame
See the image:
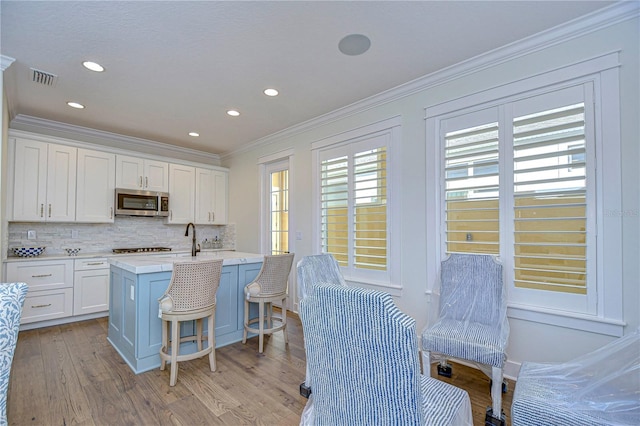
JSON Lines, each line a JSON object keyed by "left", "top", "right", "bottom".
{"left": 312, "top": 116, "right": 402, "bottom": 295}
{"left": 425, "top": 52, "right": 624, "bottom": 336}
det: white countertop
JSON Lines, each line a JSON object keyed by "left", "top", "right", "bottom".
{"left": 3, "top": 248, "right": 228, "bottom": 263}
{"left": 107, "top": 251, "right": 264, "bottom": 274}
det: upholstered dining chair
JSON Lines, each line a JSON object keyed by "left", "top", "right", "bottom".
{"left": 0, "top": 282, "right": 28, "bottom": 426}
{"left": 421, "top": 253, "right": 509, "bottom": 425}
{"left": 512, "top": 328, "right": 640, "bottom": 426}
{"left": 158, "top": 259, "right": 223, "bottom": 386}
{"left": 299, "top": 282, "right": 473, "bottom": 426}
{"left": 296, "top": 253, "right": 347, "bottom": 397}
{"left": 242, "top": 253, "right": 295, "bottom": 353}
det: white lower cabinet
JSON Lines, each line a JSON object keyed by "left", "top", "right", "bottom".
{"left": 73, "top": 258, "right": 110, "bottom": 315}
{"left": 6, "top": 259, "right": 74, "bottom": 324}
{"left": 5, "top": 257, "right": 110, "bottom": 327}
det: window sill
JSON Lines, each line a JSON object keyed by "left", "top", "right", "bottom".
{"left": 344, "top": 276, "right": 402, "bottom": 297}
{"left": 507, "top": 303, "right": 625, "bottom": 337}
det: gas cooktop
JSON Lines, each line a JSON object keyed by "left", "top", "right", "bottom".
{"left": 112, "top": 247, "right": 172, "bottom": 254}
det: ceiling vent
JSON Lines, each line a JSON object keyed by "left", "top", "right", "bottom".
{"left": 30, "top": 68, "right": 58, "bottom": 87}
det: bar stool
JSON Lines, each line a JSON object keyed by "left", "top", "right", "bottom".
{"left": 158, "top": 259, "right": 223, "bottom": 386}
{"left": 242, "top": 253, "right": 295, "bottom": 353}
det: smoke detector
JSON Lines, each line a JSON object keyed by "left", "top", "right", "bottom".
{"left": 30, "top": 68, "right": 58, "bottom": 87}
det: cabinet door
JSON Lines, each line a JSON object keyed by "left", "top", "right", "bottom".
{"left": 144, "top": 159, "right": 169, "bottom": 192}
{"left": 167, "top": 163, "right": 195, "bottom": 224}
{"left": 74, "top": 268, "right": 109, "bottom": 315}
{"left": 195, "top": 168, "right": 214, "bottom": 224}
{"left": 215, "top": 265, "right": 239, "bottom": 336}
{"left": 76, "top": 149, "right": 116, "bottom": 222}
{"left": 116, "top": 155, "right": 144, "bottom": 190}
{"left": 12, "top": 138, "right": 48, "bottom": 221}
{"left": 46, "top": 143, "right": 77, "bottom": 222}
{"left": 211, "top": 170, "right": 228, "bottom": 224}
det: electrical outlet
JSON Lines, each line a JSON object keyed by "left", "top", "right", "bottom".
{"left": 27, "top": 230, "right": 36, "bottom": 240}
{"left": 71, "top": 229, "right": 79, "bottom": 239}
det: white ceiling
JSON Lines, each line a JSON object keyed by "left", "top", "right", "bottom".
{"left": 1, "top": 1, "right": 615, "bottom": 156}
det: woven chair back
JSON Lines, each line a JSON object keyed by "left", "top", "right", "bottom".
{"left": 253, "top": 253, "right": 294, "bottom": 296}
{"left": 163, "top": 259, "right": 223, "bottom": 311}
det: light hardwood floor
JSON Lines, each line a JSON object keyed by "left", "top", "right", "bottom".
{"left": 7, "top": 313, "right": 512, "bottom": 425}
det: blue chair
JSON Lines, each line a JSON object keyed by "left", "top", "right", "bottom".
{"left": 296, "top": 254, "right": 346, "bottom": 397}
{"left": 421, "top": 253, "right": 509, "bottom": 424}
{"left": 299, "top": 282, "right": 472, "bottom": 425}
{"left": 0, "top": 282, "right": 28, "bottom": 426}
{"left": 512, "top": 328, "right": 640, "bottom": 426}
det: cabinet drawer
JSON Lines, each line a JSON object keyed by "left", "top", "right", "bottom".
{"left": 21, "top": 288, "right": 73, "bottom": 324}
{"left": 74, "top": 257, "right": 109, "bottom": 271}
{"left": 6, "top": 260, "right": 73, "bottom": 291}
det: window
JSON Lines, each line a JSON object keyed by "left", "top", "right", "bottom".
{"left": 321, "top": 147, "right": 387, "bottom": 270}
{"left": 426, "top": 53, "right": 623, "bottom": 335}
{"left": 269, "top": 168, "right": 289, "bottom": 255}
{"left": 313, "top": 117, "right": 401, "bottom": 292}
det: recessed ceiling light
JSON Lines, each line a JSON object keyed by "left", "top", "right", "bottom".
{"left": 67, "top": 101, "right": 85, "bottom": 109}
{"left": 227, "top": 110, "right": 240, "bottom": 117}
{"left": 338, "top": 34, "right": 371, "bottom": 56}
{"left": 188, "top": 132, "right": 199, "bottom": 137}
{"left": 264, "top": 88, "right": 279, "bottom": 97}
{"left": 82, "top": 61, "right": 104, "bottom": 72}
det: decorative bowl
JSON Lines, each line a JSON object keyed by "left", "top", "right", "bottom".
{"left": 65, "top": 248, "right": 81, "bottom": 256}
{"left": 12, "top": 247, "right": 46, "bottom": 257}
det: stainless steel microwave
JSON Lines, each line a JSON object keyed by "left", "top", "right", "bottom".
{"left": 115, "top": 189, "right": 169, "bottom": 217}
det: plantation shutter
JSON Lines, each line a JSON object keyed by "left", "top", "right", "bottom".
{"left": 353, "top": 148, "right": 387, "bottom": 271}
{"left": 512, "top": 102, "right": 588, "bottom": 294}
{"left": 321, "top": 155, "right": 349, "bottom": 266}
{"left": 320, "top": 142, "right": 388, "bottom": 272}
{"left": 444, "top": 120, "right": 500, "bottom": 254}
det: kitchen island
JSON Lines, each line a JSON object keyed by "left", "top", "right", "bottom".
{"left": 107, "top": 251, "right": 264, "bottom": 374}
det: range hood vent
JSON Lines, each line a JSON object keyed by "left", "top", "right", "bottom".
{"left": 30, "top": 68, "right": 58, "bottom": 87}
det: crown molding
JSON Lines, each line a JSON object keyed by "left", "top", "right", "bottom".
{"left": 11, "top": 114, "right": 221, "bottom": 164}
{"left": 1, "top": 55, "right": 16, "bottom": 71}
{"left": 223, "top": 1, "right": 639, "bottom": 160}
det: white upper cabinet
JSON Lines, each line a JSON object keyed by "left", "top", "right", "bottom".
{"left": 116, "top": 155, "right": 168, "bottom": 192}
{"left": 76, "top": 148, "right": 116, "bottom": 223}
{"left": 12, "top": 138, "right": 77, "bottom": 222}
{"left": 167, "top": 163, "right": 195, "bottom": 224}
{"left": 195, "top": 167, "right": 227, "bottom": 224}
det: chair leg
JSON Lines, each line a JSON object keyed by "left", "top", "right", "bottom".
{"left": 196, "top": 318, "right": 203, "bottom": 351}
{"left": 160, "top": 319, "right": 168, "bottom": 370}
{"left": 490, "top": 366, "right": 503, "bottom": 418}
{"left": 170, "top": 320, "right": 180, "bottom": 386}
{"left": 258, "top": 301, "right": 265, "bottom": 353}
{"left": 421, "top": 350, "right": 432, "bottom": 376}
{"left": 242, "top": 299, "right": 249, "bottom": 344}
{"left": 208, "top": 313, "right": 216, "bottom": 372}
{"left": 282, "top": 297, "right": 288, "bottom": 345}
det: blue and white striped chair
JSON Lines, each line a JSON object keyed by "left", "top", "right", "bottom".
{"left": 296, "top": 254, "right": 347, "bottom": 398}
{"left": 0, "top": 282, "right": 28, "bottom": 426}
{"left": 299, "top": 282, "right": 472, "bottom": 426}
{"left": 421, "top": 254, "right": 509, "bottom": 424}
{"left": 512, "top": 328, "right": 640, "bottom": 426}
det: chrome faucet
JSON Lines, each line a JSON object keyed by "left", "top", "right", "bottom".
{"left": 185, "top": 222, "right": 200, "bottom": 256}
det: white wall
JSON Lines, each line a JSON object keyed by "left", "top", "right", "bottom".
{"left": 223, "top": 13, "right": 639, "bottom": 371}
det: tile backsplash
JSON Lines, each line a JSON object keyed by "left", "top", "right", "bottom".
{"left": 8, "top": 218, "right": 235, "bottom": 257}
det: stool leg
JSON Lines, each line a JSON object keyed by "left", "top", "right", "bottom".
{"left": 160, "top": 318, "right": 168, "bottom": 370}
{"left": 196, "top": 319, "right": 203, "bottom": 351}
{"left": 259, "top": 301, "right": 265, "bottom": 353}
{"left": 170, "top": 319, "right": 179, "bottom": 386}
{"left": 282, "top": 297, "right": 288, "bottom": 344}
{"left": 242, "top": 298, "right": 249, "bottom": 344}
{"left": 266, "top": 302, "right": 272, "bottom": 329}
{"left": 208, "top": 313, "right": 216, "bottom": 372}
